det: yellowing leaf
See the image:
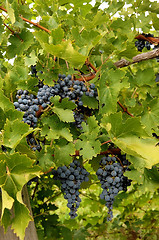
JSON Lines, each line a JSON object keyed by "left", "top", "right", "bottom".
{"left": 114, "top": 136, "right": 159, "bottom": 169}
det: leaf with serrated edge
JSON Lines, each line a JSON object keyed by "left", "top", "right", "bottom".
{"left": 11, "top": 201, "right": 32, "bottom": 240}
{"left": 54, "top": 141, "right": 75, "bottom": 166}
{"left": 2, "top": 119, "right": 35, "bottom": 149}
{"left": 34, "top": 31, "right": 86, "bottom": 67}
{"left": 42, "top": 114, "right": 73, "bottom": 141}
{"left": 0, "top": 153, "right": 40, "bottom": 199}
{"left": 1, "top": 188, "right": 14, "bottom": 217}
{"left": 0, "top": 90, "right": 14, "bottom": 111}
{"left": 76, "top": 139, "right": 101, "bottom": 160}
{"left": 113, "top": 136, "right": 159, "bottom": 169}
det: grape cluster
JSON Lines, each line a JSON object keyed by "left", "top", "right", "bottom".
{"left": 53, "top": 74, "right": 98, "bottom": 107}
{"left": 52, "top": 160, "right": 89, "bottom": 219}
{"left": 14, "top": 89, "right": 39, "bottom": 128}
{"left": 36, "top": 73, "right": 98, "bottom": 128}
{"left": 135, "top": 33, "right": 153, "bottom": 52}
{"left": 14, "top": 71, "right": 98, "bottom": 130}
{"left": 96, "top": 155, "right": 131, "bottom": 221}
{"left": 26, "top": 133, "right": 41, "bottom": 151}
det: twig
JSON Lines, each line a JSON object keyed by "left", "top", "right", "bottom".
{"left": 80, "top": 192, "right": 99, "bottom": 202}
{"left": 131, "top": 87, "right": 138, "bottom": 98}
{"left": 101, "top": 140, "right": 112, "bottom": 146}
{"left": 3, "top": 22, "right": 23, "bottom": 41}
{"left": 100, "top": 148, "right": 121, "bottom": 156}
{"left": 117, "top": 101, "right": 134, "bottom": 117}
{"left": 75, "top": 72, "right": 96, "bottom": 81}
{"left": 0, "top": 6, "right": 51, "bottom": 33}
{"left": 31, "top": 181, "right": 39, "bottom": 200}
{"left": 85, "top": 58, "right": 97, "bottom": 73}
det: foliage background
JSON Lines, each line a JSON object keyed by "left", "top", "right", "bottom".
{"left": 0, "top": 0, "right": 159, "bottom": 239}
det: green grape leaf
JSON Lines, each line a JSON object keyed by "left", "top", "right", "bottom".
{"left": 6, "top": 0, "right": 15, "bottom": 24}
{"left": 99, "top": 68, "right": 129, "bottom": 114}
{"left": 11, "top": 201, "right": 32, "bottom": 240}
{"left": 81, "top": 115, "right": 100, "bottom": 140}
{"left": 5, "top": 108, "right": 23, "bottom": 122}
{"left": 76, "top": 116, "right": 101, "bottom": 160}
{"left": 36, "top": 147, "right": 55, "bottom": 172}
{"left": 101, "top": 112, "right": 148, "bottom": 138}
{"left": 114, "top": 137, "right": 159, "bottom": 169}
{"left": 0, "top": 16, "right": 3, "bottom": 43}
{"left": 144, "top": 167, "right": 159, "bottom": 190}
{"left": 16, "top": 142, "right": 37, "bottom": 160}
{"left": 0, "top": 153, "right": 40, "bottom": 199}
{"left": 0, "top": 107, "right": 5, "bottom": 130}
{"left": 7, "top": 30, "right": 34, "bottom": 59}
{"left": 124, "top": 169, "right": 144, "bottom": 184}
{"left": 1, "top": 208, "right": 12, "bottom": 232}
{"left": 41, "top": 114, "right": 73, "bottom": 142}
{"left": 51, "top": 27, "right": 64, "bottom": 44}
{"left": 0, "top": 90, "right": 14, "bottom": 111}
{"left": 34, "top": 31, "right": 87, "bottom": 67}
{"left": 134, "top": 68, "right": 155, "bottom": 87}
{"left": 76, "top": 139, "right": 101, "bottom": 160}
{"left": 141, "top": 99, "right": 159, "bottom": 134}
{"left": 81, "top": 94, "right": 98, "bottom": 109}
{"left": 51, "top": 96, "right": 75, "bottom": 122}
{"left": 24, "top": 50, "right": 38, "bottom": 66}
{"left": 2, "top": 119, "right": 34, "bottom": 149}
{"left": 102, "top": 112, "right": 159, "bottom": 169}
{"left": 1, "top": 189, "right": 14, "bottom": 217}
{"left": 54, "top": 140, "right": 75, "bottom": 166}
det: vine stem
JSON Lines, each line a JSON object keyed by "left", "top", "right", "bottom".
{"left": 31, "top": 181, "right": 39, "bottom": 200}
{"left": 3, "top": 22, "right": 23, "bottom": 41}
{"left": 101, "top": 140, "right": 112, "bottom": 145}
{"left": 117, "top": 101, "right": 134, "bottom": 117}
{"left": 0, "top": 6, "right": 51, "bottom": 33}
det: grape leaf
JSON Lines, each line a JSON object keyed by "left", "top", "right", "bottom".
{"left": 54, "top": 140, "right": 75, "bottom": 166}
{"left": 76, "top": 139, "right": 101, "bottom": 160}
{"left": 0, "top": 107, "right": 5, "bottom": 130}
{"left": 1, "top": 189, "right": 14, "bottom": 217}
{"left": 101, "top": 112, "right": 148, "bottom": 138}
{"left": 81, "top": 94, "right": 98, "bottom": 109}
{"left": 0, "top": 153, "right": 40, "bottom": 199}
{"left": 41, "top": 115, "right": 73, "bottom": 142}
{"left": 2, "top": 119, "right": 34, "bottom": 149}
{"left": 114, "top": 137, "right": 159, "bottom": 169}
{"left": 50, "top": 96, "right": 75, "bottom": 123}
{"left": 99, "top": 68, "right": 129, "bottom": 114}
{"left": 36, "top": 147, "right": 55, "bottom": 172}
{"left": 11, "top": 201, "right": 32, "bottom": 240}
{"left": 6, "top": 0, "right": 15, "bottom": 24}
{"left": 34, "top": 31, "right": 87, "bottom": 67}
{"left": 0, "top": 90, "right": 14, "bottom": 111}
{"left": 76, "top": 116, "right": 101, "bottom": 160}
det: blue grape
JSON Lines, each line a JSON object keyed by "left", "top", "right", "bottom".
{"left": 52, "top": 159, "right": 89, "bottom": 219}
{"left": 96, "top": 155, "right": 131, "bottom": 221}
